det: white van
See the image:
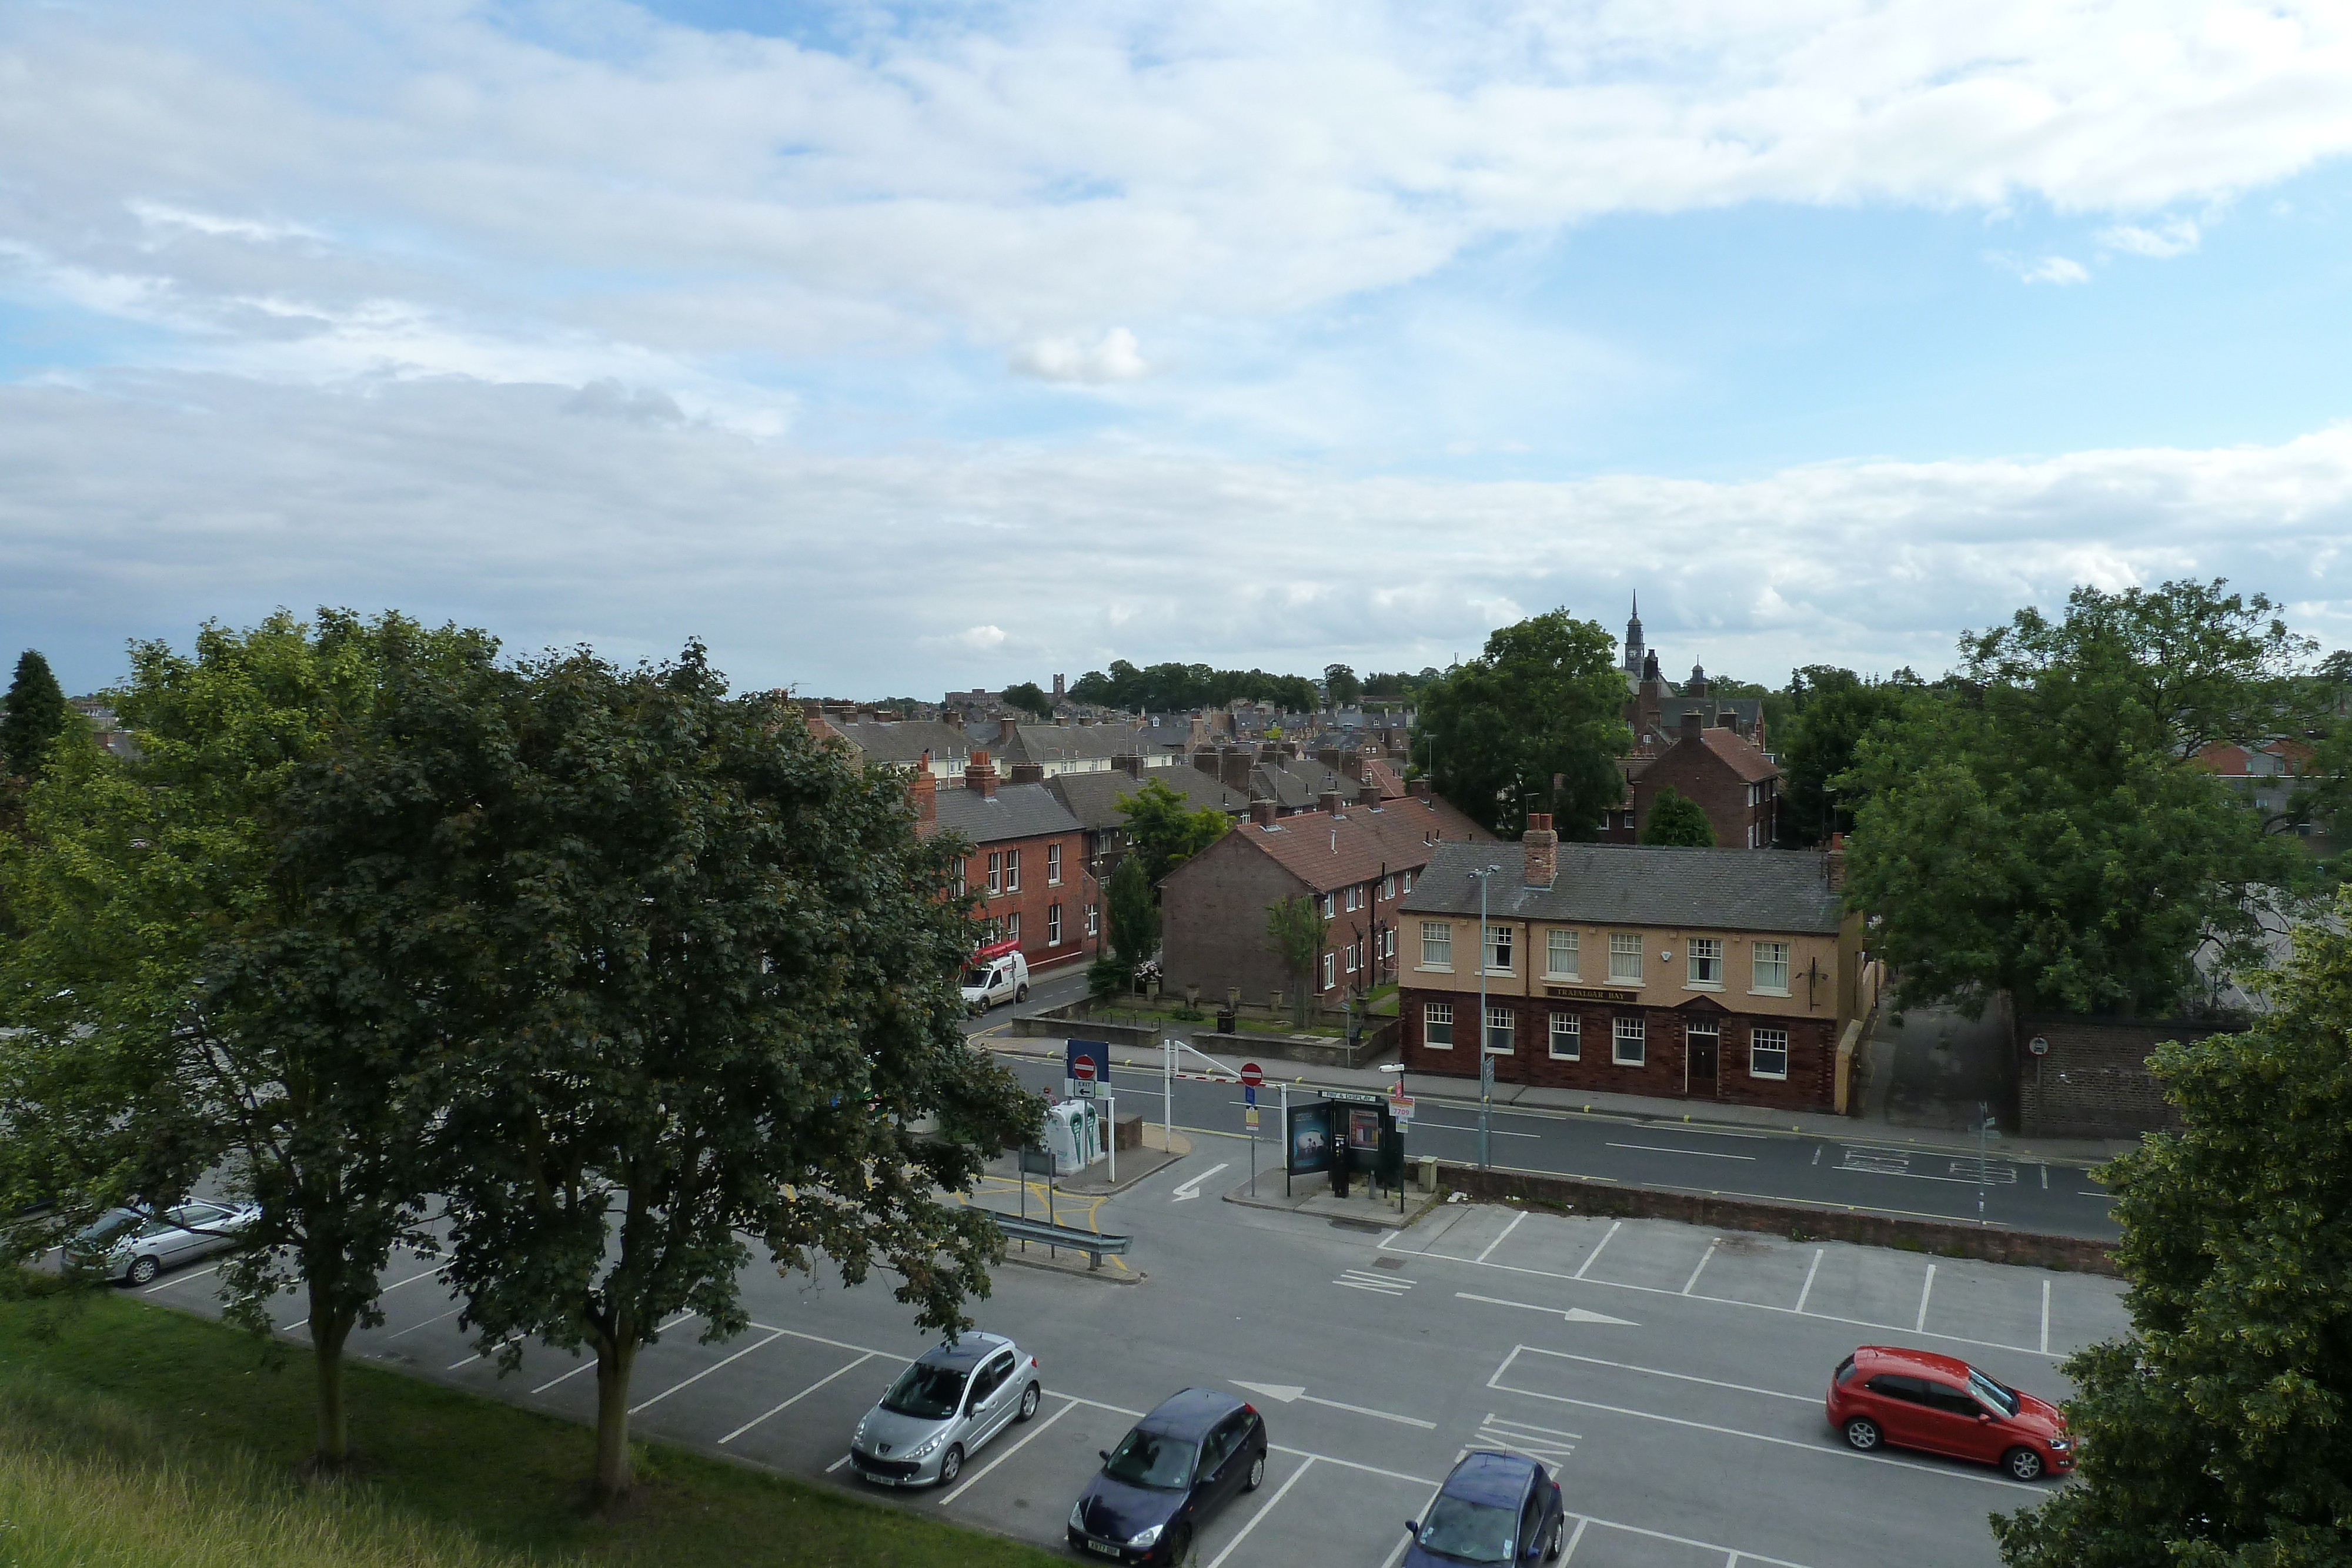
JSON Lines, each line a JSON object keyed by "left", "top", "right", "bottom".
{"left": 961, "top": 941, "right": 1030, "bottom": 1014}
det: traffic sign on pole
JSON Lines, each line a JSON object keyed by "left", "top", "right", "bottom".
{"left": 1073, "top": 1058, "right": 1098, "bottom": 1098}
{"left": 1240, "top": 1061, "right": 1264, "bottom": 1088}
{"left": 1244, "top": 1084, "right": 1257, "bottom": 1108}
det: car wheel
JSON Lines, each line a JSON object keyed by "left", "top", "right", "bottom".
{"left": 1015, "top": 983, "right": 1028, "bottom": 1002}
{"left": 1242, "top": 1452, "right": 1265, "bottom": 1492}
{"left": 1016, "top": 1382, "right": 1041, "bottom": 1422}
{"left": 126, "top": 1255, "right": 160, "bottom": 1287}
{"left": 936, "top": 1444, "right": 964, "bottom": 1487}
{"left": 1166, "top": 1523, "right": 1194, "bottom": 1566}
{"left": 1545, "top": 1518, "right": 1565, "bottom": 1561}
{"left": 1842, "top": 1416, "right": 1882, "bottom": 1452}
{"left": 2003, "top": 1446, "right": 2046, "bottom": 1482}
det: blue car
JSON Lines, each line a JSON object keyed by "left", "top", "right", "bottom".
{"left": 1404, "top": 1451, "right": 1566, "bottom": 1566}
{"left": 1068, "top": 1388, "right": 1267, "bottom": 1564}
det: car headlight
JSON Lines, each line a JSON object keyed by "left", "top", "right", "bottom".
{"left": 905, "top": 1432, "right": 945, "bottom": 1460}
{"left": 1127, "top": 1524, "right": 1162, "bottom": 1549}
{"left": 1070, "top": 1500, "right": 1088, "bottom": 1532}
{"left": 2047, "top": 1437, "right": 2072, "bottom": 1452}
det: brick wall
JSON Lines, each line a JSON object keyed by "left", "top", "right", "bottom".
{"left": 2014, "top": 1015, "right": 2242, "bottom": 1138}
{"left": 1609, "top": 730, "right": 1776, "bottom": 848}
{"left": 963, "top": 827, "right": 1091, "bottom": 972}
{"left": 1159, "top": 831, "right": 1311, "bottom": 1003}
{"left": 1399, "top": 987, "right": 1838, "bottom": 1112}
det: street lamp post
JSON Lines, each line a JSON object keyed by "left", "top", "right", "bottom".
{"left": 1467, "top": 863, "right": 1504, "bottom": 1170}
{"left": 1378, "top": 1060, "right": 1408, "bottom": 1215}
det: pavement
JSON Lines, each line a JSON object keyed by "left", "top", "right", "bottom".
{"left": 136, "top": 1115, "right": 2127, "bottom": 1568}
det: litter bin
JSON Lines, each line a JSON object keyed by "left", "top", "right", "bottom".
{"left": 1416, "top": 1155, "right": 1440, "bottom": 1193}
{"left": 1216, "top": 1008, "right": 1237, "bottom": 1034}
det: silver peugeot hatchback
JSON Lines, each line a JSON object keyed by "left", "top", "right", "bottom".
{"left": 849, "top": 1332, "right": 1041, "bottom": 1488}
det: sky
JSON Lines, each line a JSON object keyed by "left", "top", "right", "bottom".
{"left": 5, "top": 1, "right": 2352, "bottom": 699}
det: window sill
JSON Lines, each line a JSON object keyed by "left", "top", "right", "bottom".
{"left": 1541, "top": 972, "right": 1579, "bottom": 984}
{"left": 1606, "top": 976, "right": 1645, "bottom": 988}
{"left": 1749, "top": 1071, "right": 1789, "bottom": 1082}
{"left": 1546, "top": 1053, "right": 1580, "bottom": 1063}
{"left": 1414, "top": 964, "right": 1455, "bottom": 974}
{"left": 1750, "top": 988, "right": 1793, "bottom": 998}
{"left": 1684, "top": 981, "right": 1724, "bottom": 992}
{"left": 1481, "top": 968, "right": 1516, "bottom": 978}
{"left": 1612, "top": 1057, "right": 1646, "bottom": 1069}
{"left": 1424, "top": 1042, "right": 1454, "bottom": 1050}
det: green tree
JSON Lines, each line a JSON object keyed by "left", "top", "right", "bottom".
{"left": 1845, "top": 580, "right": 2313, "bottom": 1017}
{"left": 1117, "top": 777, "right": 1230, "bottom": 885}
{"left": 0, "top": 610, "right": 494, "bottom": 1470}
{"left": 1106, "top": 853, "right": 1157, "bottom": 972}
{"left": 1265, "top": 894, "right": 1328, "bottom": 1026}
{"left": 1411, "top": 610, "right": 1629, "bottom": 837}
{"left": 1775, "top": 669, "right": 1923, "bottom": 847}
{"left": 361, "top": 644, "right": 1037, "bottom": 1504}
{"left": 1069, "top": 670, "right": 1115, "bottom": 706}
{"left": 1001, "top": 680, "right": 1054, "bottom": 720}
{"left": 1992, "top": 889, "right": 2352, "bottom": 1567}
{"left": 1638, "top": 786, "right": 1715, "bottom": 847}
{"left": 1, "top": 650, "right": 72, "bottom": 780}
{"left": 1323, "top": 664, "right": 1362, "bottom": 708}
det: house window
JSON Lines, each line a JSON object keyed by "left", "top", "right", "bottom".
{"left": 1484, "top": 924, "right": 1514, "bottom": 974}
{"left": 1545, "top": 928, "right": 1579, "bottom": 980}
{"left": 986, "top": 852, "right": 1001, "bottom": 895}
{"left": 1402, "top": 871, "right": 1414, "bottom": 893}
{"left": 1424, "top": 1003, "right": 1454, "bottom": 1049}
{"left": 1321, "top": 951, "right": 1337, "bottom": 990}
{"left": 1004, "top": 911, "right": 1021, "bottom": 943}
{"left": 1381, "top": 875, "right": 1395, "bottom": 900}
{"left": 1004, "top": 850, "right": 1021, "bottom": 892}
{"left": 1750, "top": 1027, "right": 1789, "bottom": 1080}
{"left": 1085, "top": 902, "right": 1098, "bottom": 937}
{"left": 1047, "top": 904, "right": 1062, "bottom": 946}
{"left": 1484, "top": 1006, "right": 1515, "bottom": 1054}
{"left": 1047, "top": 843, "right": 1061, "bottom": 885}
{"left": 1688, "top": 938, "right": 1723, "bottom": 988}
{"left": 1321, "top": 892, "right": 1335, "bottom": 918}
{"left": 1613, "top": 1017, "right": 1646, "bottom": 1066}
{"left": 1346, "top": 884, "right": 1362, "bottom": 912}
{"left": 1609, "top": 932, "right": 1643, "bottom": 983}
{"left": 1382, "top": 928, "right": 1396, "bottom": 959}
{"left": 1345, "top": 940, "right": 1359, "bottom": 975}
{"left": 1753, "top": 941, "right": 1792, "bottom": 994}
{"left": 1548, "top": 1014, "right": 1581, "bottom": 1061}
{"left": 1420, "top": 921, "right": 1453, "bottom": 969}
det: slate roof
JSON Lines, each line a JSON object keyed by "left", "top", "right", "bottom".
{"left": 826, "top": 718, "right": 975, "bottom": 768}
{"left": 926, "top": 781, "right": 1084, "bottom": 846}
{"left": 1045, "top": 767, "right": 1249, "bottom": 831}
{"left": 983, "top": 721, "right": 1157, "bottom": 768}
{"left": 1398, "top": 840, "right": 1841, "bottom": 934}
{"left": 1212, "top": 795, "right": 1491, "bottom": 895}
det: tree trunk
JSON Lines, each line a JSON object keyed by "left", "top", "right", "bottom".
{"left": 308, "top": 1282, "right": 356, "bottom": 1471}
{"left": 592, "top": 1338, "right": 639, "bottom": 1503}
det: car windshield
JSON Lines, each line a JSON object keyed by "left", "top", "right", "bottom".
{"left": 1968, "top": 1368, "right": 2020, "bottom": 1416}
{"left": 963, "top": 968, "right": 993, "bottom": 988}
{"left": 1415, "top": 1495, "right": 1516, "bottom": 1564}
{"left": 1102, "top": 1428, "right": 1197, "bottom": 1490}
{"left": 75, "top": 1211, "right": 140, "bottom": 1246}
{"left": 880, "top": 1361, "right": 968, "bottom": 1420}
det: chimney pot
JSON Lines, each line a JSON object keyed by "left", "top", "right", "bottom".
{"left": 1680, "top": 711, "right": 1702, "bottom": 740}
{"left": 1009, "top": 761, "right": 1044, "bottom": 785}
{"left": 1524, "top": 813, "right": 1558, "bottom": 887}
{"left": 1319, "top": 790, "right": 1347, "bottom": 816}
{"left": 1409, "top": 778, "right": 1432, "bottom": 800}
{"left": 910, "top": 767, "right": 937, "bottom": 825}
{"left": 1251, "top": 798, "right": 1278, "bottom": 827}
{"left": 964, "top": 750, "right": 997, "bottom": 796}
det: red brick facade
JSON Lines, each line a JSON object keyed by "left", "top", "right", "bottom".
{"left": 916, "top": 755, "right": 1091, "bottom": 973}
{"left": 1600, "top": 716, "right": 1782, "bottom": 848}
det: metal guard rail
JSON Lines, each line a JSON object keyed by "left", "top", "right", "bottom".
{"left": 987, "top": 1211, "right": 1132, "bottom": 1270}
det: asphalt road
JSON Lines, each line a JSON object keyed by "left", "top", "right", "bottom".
{"left": 140, "top": 1124, "right": 2127, "bottom": 1568}
{"left": 993, "top": 1053, "right": 2121, "bottom": 1242}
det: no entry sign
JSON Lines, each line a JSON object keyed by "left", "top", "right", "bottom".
{"left": 1073, "top": 1058, "right": 1097, "bottom": 1080}
{"left": 1240, "top": 1061, "right": 1264, "bottom": 1088}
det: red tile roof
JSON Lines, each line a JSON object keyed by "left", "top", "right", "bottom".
{"left": 1229, "top": 794, "right": 1489, "bottom": 894}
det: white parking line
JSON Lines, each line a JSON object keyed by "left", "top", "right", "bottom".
{"left": 1572, "top": 1221, "right": 1621, "bottom": 1280}
{"left": 1566, "top": 1509, "right": 1812, "bottom": 1568}
{"left": 1558, "top": 1517, "right": 1588, "bottom": 1562}
{"left": 719, "top": 1352, "right": 878, "bottom": 1445}
{"left": 938, "top": 1395, "right": 1076, "bottom": 1506}
{"left": 1055, "top": 1392, "right": 1439, "bottom": 1487}
{"left": 144, "top": 1263, "right": 221, "bottom": 1295}
{"left": 385, "top": 1305, "right": 466, "bottom": 1341}
{"left": 824, "top": 1453, "right": 851, "bottom": 1473}
{"left": 522, "top": 1311, "right": 697, "bottom": 1394}
{"left": 2039, "top": 1279, "right": 2051, "bottom": 1355}
{"left": 450, "top": 1333, "right": 522, "bottom": 1370}
{"left": 1915, "top": 1265, "right": 1937, "bottom": 1333}
{"left": 1378, "top": 1485, "right": 1446, "bottom": 1568}
{"left": 632, "top": 1327, "right": 786, "bottom": 1415}
{"left": 1606, "top": 1142, "right": 1757, "bottom": 1161}
{"left": 1509, "top": 1345, "right": 1816, "bottom": 1403}
{"left": 1681, "top": 1239, "right": 1720, "bottom": 1295}
{"left": 1793, "top": 1248, "right": 1823, "bottom": 1314}
{"left": 1475, "top": 1211, "right": 1526, "bottom": 1264}
{"left": 1488, "top": 1347, "right": 2037, "bottom": 1492}
{"left": 1204, "top": 1455, "right": 1314, "bottom": 1568}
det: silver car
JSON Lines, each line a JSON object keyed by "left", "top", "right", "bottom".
{"left": 849, "top": 1332, "right": 1042, "bottom": 1488}
{"left": 68, "top": 1201, "right": 259, "bottom": 1286}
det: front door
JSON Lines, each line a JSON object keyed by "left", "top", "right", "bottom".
{"left": 1685, "top": 1024, "right": 1719, "bottom": 1097}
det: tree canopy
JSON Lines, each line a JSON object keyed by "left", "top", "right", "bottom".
{"left": 2, "top": 650, "right": 72, "bottom": 781}
{"left": 1068, "top": 661, "right": 1318, "bottom": 714}
{"left": 1265, "top": 893, "right": 1327, "bottom": 1024}
{"left": 1322, "top": 664, "right": 1362, "bottom": 707}
{"left": 1639, "top": 785, "right": 1715, "bottom": 847}
{"left": 1116, "top": 777, "right": 1230, "bottom": 885}
{"left": 1106, "top": 853, "right": 1157, "bottom": 970}
{"left": 1992, "top": 890, "right": 2352, "bottom": 1568}
{"left": 1843, "top": 581, "right": 2313, "bottom": 1017}
{"left": 1773, "top": 667, "right": 1925, "bottom": 847}
{"left": 1001, "top": 680, "right": 1054, "bottom": 720}
{"left": 1411, "top": 610, "right": 1629, "bottom": 838}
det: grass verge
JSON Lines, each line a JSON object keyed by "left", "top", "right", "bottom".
{"left": 0, "top": 1285, "right": 1064, "bottom": 1568}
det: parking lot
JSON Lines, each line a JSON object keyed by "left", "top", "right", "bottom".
{"left": 139, "top": 1126, "right": 2129, "bottom": 1568}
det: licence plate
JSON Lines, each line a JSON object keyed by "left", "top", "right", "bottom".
{"left": 1084, "top": 1541, "right": 1122, "bottom": 1558}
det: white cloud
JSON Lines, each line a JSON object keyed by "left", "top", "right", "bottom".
{"left": 4, "top": 373, "right": 2349, "bottom": 695}
{"left": 2100, "top": 218, "right": 2203, "bottom": 256}
{"left": 2024, "top": 255, "right": 2092, "bottom": 285}
{"left": 1010, "top": 328, "right": 1149, "bottom": 385}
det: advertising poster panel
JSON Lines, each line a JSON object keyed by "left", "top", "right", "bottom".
{"left": 1286, "top": 1103, "right": 1332, "bottom": 1174}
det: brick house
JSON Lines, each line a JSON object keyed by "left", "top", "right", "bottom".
{"left": 1396, "top": 815, "right": 1871, "bottom": 1112}
{"left": 1158, "top": 788, "right": 1489, "bottom": 1006}
{"left": 1044, "top": 756, "right": 1251, "bottom": 887}
{"left": 1598, "top": 713, "right": 1783, "bottom": 847}
{"left": 916, "top": 751, "right": 1089, "bottom": 974}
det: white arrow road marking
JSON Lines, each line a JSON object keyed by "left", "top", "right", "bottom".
{"left": 1232, "top": 1380, "right": 1437, "bottom": 1429}
{"left": 1170, "top": 1163, "right": 1229, "bottom": 1201}
{"left": 1455, "top": 1292, "right": 1635, "bottom": 1326}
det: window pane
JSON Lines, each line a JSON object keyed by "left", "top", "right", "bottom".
{"left": 1546, "top": 929, "right": 1578, "bottom": 978}
{"left": 1612, "top": 1017, "right": 1646, "bottom": 1066}
{"left": 1484, "top": 1007, "right": 1514, "bottom": 1053}
{"left": 1754, "top": 941, "right": 1790, "bottom": 992}
{"left": 1485, "top": 924, "right": 1512, "bottom": 971}
{"left": 1421, "top": 921, "right": 1452, "bottom": 967}
{"left": 1750, "top": 1027, "right": 1789, "bottom": 1079}
{"left": 1424, "top": 1003, "right": 1453, "bottom": 1047}
{"left": 1687, "top": 937, "right": 1722, "bottom": 985}
{"left": 1609, "top": 932, "right": 1643, "bottom": 982}
{"left": 1548, "top": 1014, "right": 1580, "bottom": 1060}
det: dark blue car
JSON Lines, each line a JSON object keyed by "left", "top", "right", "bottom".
{"left": 1068, "top": 1388, "right": 1267, "bottom": 1564}
{"left": 1404, "top": 1451, "right": 1566, "bottom": 1566}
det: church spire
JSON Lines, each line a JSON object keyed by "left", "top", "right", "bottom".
{"left": 1623, "top": 593, "right": 1647, "bottom": 676}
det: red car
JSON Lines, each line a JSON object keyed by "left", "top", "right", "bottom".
{"left": 1826, "top": 1346, "right": 2073, "bottom": 1482}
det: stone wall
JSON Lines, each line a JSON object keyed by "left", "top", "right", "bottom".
{"left": 2014, "top": 1014, "right": 2243, "bottom": 1139}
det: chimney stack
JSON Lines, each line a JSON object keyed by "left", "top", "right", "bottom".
{"left": 1825, "top": 832, "right": 1847, "bottom": 891}
{"left": 1251, "top": 798, "right": 1279, "bottom": 827}
{"left": 1524, "top": 812, "right": 1558, "bottom": 888}
{"left": 1679, "top": 710, "right": 1702, "bottom": 741}
{"left": 1193, "top": 745, "right": 1222, "bottom": 778}
{"left": 964, "top": 750, "right": 997, "bottom": 796}
{"left": 1319, "top": 790, "right": 1348, "bottom": 816}
{"left": 1410, "top": 778, "right": 1432, "bottom": 801}
{"left": 910, "top": 764, "right": 937, "bottom": 825}
{"left": 1009, "top": 761, "right": 1044, "bottom": 785}
{"left": 1114, "top": 753, "right": 1144, "bottom": 778}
